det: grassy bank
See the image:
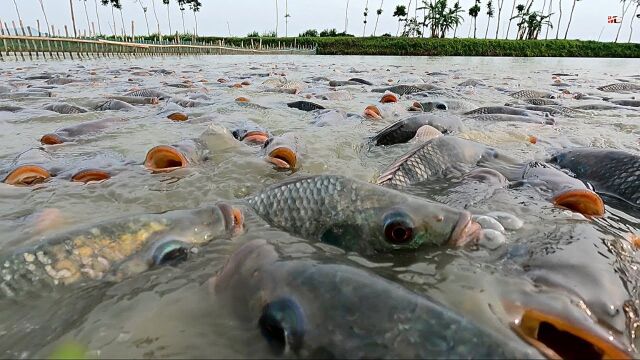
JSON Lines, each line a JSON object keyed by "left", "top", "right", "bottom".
{"left": 133, "top": 35, "right": 638, "bottom": 57}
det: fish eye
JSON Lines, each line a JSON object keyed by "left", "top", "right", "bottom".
{"left": 383, "top": 211, "right": 415, "bottom": 245}
{"left": 231, "top": 129, "right": 242, "bottom": 140}
{"left": 151, "top": 239, "right": 190, "bottom": 266}
{"left": 258, "top": 297, "right": 305, "bottom": 355}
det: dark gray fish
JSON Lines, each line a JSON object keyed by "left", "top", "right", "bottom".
{"left": 457, "top": 79, "right": 486, "bottom": 87}
{"left": 124, "top": 88, "right": 170, "bottom": 100}
{"left": 310, "top": 109, "right": 354, "bottom": 127}
{"left": 0, "top": 203, "right": 243, "bottom": 299}
{"left": 0, "top": 104, "right": 23, "bottom": 112}
{"left": 328, "top": 80, "right": 361, "bottom": 86}
{"left": 372, "top": 84, "right": 440, "bottom": 95}
{"left": 597, "top": 83, "right": 640, "bottom": 92}
{"left": 213, "top": 240, "right": 539, "bottom": 359}
{"left": 550, "top": 148, "right": 640, "bottom": 206}
{"left": 287, "top": 101, "right": 325, "bottom": 112}
{"left": 472, "top": 114, "right": 555, "bottom": 125}
{"left": 2, "top": 91, "right": 52, "bottom": 99}
{"left": 377, "top": 137, "right": 494, "bottom": 188}
{"left": 571, "top": 103, "right": 624, "bottom": 111}
{"left": 165, "top": 83, "right": 193, "bottom": 88}
{"left": 24, "top": 74, "right": 54, "bottom": 80}
{"left": 150, "top": 69, "right": 175, "bottom": 75}
{"left": 510, "top": 90, "right": 556, "bottom": 99}
{"left": 519, "top": 105, "right": 583, "bottom": 116}
{"left": 40, "top": 118, "right": 126, "bottom": 145}
{"left": 45, "top": 78, "right": 78, "bottom": 85}
{"left": 94, "top": 99, "right": 135, "bottom": 111}
{"left": 108, "top": 95, "right": 159, "bottom": 105}
{"left": 420, "top": 98, "right": 478, "bottom": 113}
{"left": 246, "top": 175, "right": 483, "bottom": 253}
{"left": 261, "top": 134, "right": 300, "bottom": 170}
{"left": 348, "top": 77, "right": 373, "bottom": 85}
{"left": 608, "top": 99, "right": 640, "bottom": 107}
{"left": 369, "top": 114, "right": 462, "bottom": 146}
{"left": 522, "top": 98, "right": 560, "bottom": 106}
{"left": 43, "top": 103, "right": 88, "bottom": 114}
{"left": 465, "top": 106, "right": 532, "bottom": 116}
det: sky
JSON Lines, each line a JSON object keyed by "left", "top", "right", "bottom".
{"left": 2, "top": 0, "right": 639, "bottom": 43}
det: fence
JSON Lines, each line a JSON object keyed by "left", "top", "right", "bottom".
{"left": 0, "top": 21, "right": 315, "bottom": 61}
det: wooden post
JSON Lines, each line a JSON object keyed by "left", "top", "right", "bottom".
{"left": 92, "top": 22, "right": 96, "bottom": 38}
{"left": 0, "top": 18, "right": 4, "bottom": 36}
{"left": 19, "top": 20, "right": 27, "bottom": 36}
{"left": 64, "top": 25, "right": 69, "bottom": 38}
{"left": 69, "top": 0, "right": 78, "bottom": 37}
{"left": 131, "top": 20, "right": 134, "bottom": 42}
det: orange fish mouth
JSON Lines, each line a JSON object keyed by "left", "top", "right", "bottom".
{"left": 449, "top": 212, "right": 482, "bottom": 247}
{"left": 552, "top": 189, "right": 605, "bottom": 216}
{"left": 409, "top": 101, "right": 424, "bottom": 112}
{"left": 4, "top": 165, "right": 51, "bottom": 186}
{"left": 167, "top": 112, "right": 189, "bottom": 122}
{"left": 218, "top": 203, "right": 245, "bottom": 236}
{"left": 71, "top": 169, "right": 111, "bottom": 183}
{"left": 235, "top": 97, "right": 250, "bottom": 103}
{"left": 507, "top": 305, "right": 631, "bottom": 360}
{"left": 380, "top": 93, "right": 399, "bottom": 103}
{"left": 144, "top": 145, "right": 189, "bottom": 173}
{"left": 40, "top": 133, "right": 65, "bottom": 145}
{"left": 363, "top": 105, "right": 382, "bottom": 119}
{"left": 267, "top": 147, "right": 298, "bottom": 170}
{"left": 243, "top": 131, "right": 270, "bottom": 145}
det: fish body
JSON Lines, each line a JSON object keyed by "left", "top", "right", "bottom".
{"left": 571, "top": 103, "right": 622, "bottom": 111}
{"left": 519, "top": 105, "right": 583, "bottom": 116}
{"left": 472, "top": 114, "right": 555, "bottom": 125}
{"left": 0, "top": 104, "right": 24, "bottom": 112}
{"left": 522, "top": 98, "right": 560, "bottom": 106}
{"left": 597, "top": 83, "right": 640, "bottom": 93}
{"left": 45, "top": 78, "right": 78, "bottom": 85}
{"left": 316, "top": 90, "right": 353, "bottom": 101}
{"left": 348, "top": 78, "right": 373, "bottom": 85}
{"left": 369, "top": 114, "right": 461, "bottom": 146}
{"left": 40, "top": 117, "right": 126, "bottom": 145}
{"left": 246, "top": 175, "right": 482, "bottom": 254}
{"left": 328, "top": 80, "right": 361, "bottom": 87}
{"left": 261, "top": 133, "right": 300, "bottom": 170}
{"left": 310, "top": 109, "right": 352, "bottom": 127}
{"left": 609, "top": 99, "right": 640, "bottom": 107}
{"left": 377, "top": 136, "right": 494, "bottom": 187}
{"left": 457, "top": 79, "right": 486, "bottom": 87}
{"left": 550, "top": 148, "right": 640, "bottom": 206}
{"left": 213, "top": 240, "right": 538, "bottom": 359}
{"left": 420, "top": 98, "right": 478, "bottom": 113}
{"left": 0, "top": 204, "right": 242, "bottom": 299}
{"left": 94, "top": 99, "right": 135, "bottom": 111}
{"left": 108, "top": 95, "right": 159, "bottom": 105}
{"left": 287, "top": 101, "right": 325, "bottom": 112}
{"left": 43, "top": 103, "right": 88, "bottom": 114}
{"left": 510, "top": 90, "right": 556, "bottom": 99}
{"left": 124, "top": 88, "right": 170, "bottom": 100}
{"left": 372, "top": 84, "right": 440, "bottom": 95}
{"left": 465, "top": 106, "right": 532, "bottom": 116}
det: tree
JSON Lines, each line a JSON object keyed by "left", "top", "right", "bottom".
{"left": 616, "top": 0, "right": 634, "bottom": 42}
{"left": 393, "top": 5, "right": 407, "bottom": 36}
{"left": 544, "top": 0, "right": 552, "bottom": 38}
{"left": 563, "top": 0, "right": 579, "bottom": 39}
{"left": 275, "top": 0, "right": 279, "bottom": 37}
{"left": 163, "top": 0, "right": 172, "bottom": 34}
{"left": 451, "top": 1, "right": 464, "bottom": 37}
{"left": 363, "top": 0, "right": 370, "bottom": 37}
{"left": 344, "top": 0, "right": 350, "bottom": 33}
{"left": 629, "top": 0, "right": 640, "bottom": 42}
{"left": 373, "top": 0, "right": 384, "bottom": 36}
{"left": 136, "top": 1, "right": 151, "bottom": 36}
{"left": 494, "top": 0, "right": 505, "bottom": 38}
{"left": 505, "top": 0, "right": 517, "bottom": 38}
{"left": 38, "top": 0, "right": 51, "bottom": 35}
{"left": 187, "top": 0, "right": 202, "bottom": 36}
{"left": 150, "top": 0, "right": 160, "bottom": 36}
{"left": 69, "top": 0, "right": 78, "bottom": 37}
{"left": 403, "top": 0, "right": 413, "bottom": 35}
{"left": 284, "top": 0, "right": 290, "bottom": 37}
{"left": 555, "top": 0, "right": 562, "bottom": 39}
{"left": 485, "top": 0, "right": 494, "bottom": 38}
{"left": 299, "top": 29, "right": 318, "bottom": 37}
{"left": 469, "top": 1, "right": 481, "bottom": 38}
{"left": 176, "top": 0, "right": 187, "bottom": 34}
{"left": 100, "top": 0, "right": 118, "bottom": 36}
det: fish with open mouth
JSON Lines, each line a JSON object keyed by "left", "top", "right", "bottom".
{"left": 246, "top": 175, "right": 484, "bottom": 254}
{"left": 368, "top": 114, "right": 462, "bottom": 146}
{"left": 260, "top": 134, "right": 300, "bottom": 170}
{"left": 143, "top": 139, "right": 210, "bottom": 173}
{"left": 372, "top": 84, "right": 441, "bottom": 95}
{"left": 212, "top": 239, "right": 543, "bottom": 359}
{"left": 232, "top": 121, "right": 271, "bottom": 145}
{"left": 40, "top": 117, "right": 127, "bottom": 145}
{"left": 0, "top": 203, "right": 244, "bottom": 299}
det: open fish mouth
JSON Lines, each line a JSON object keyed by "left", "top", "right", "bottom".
{"left": 40, "top": 133, "right": 65, "bottom": 145}
{"left": 217, "top": 203, "right": 245, "bottom": 236}
{"left": 507, "top": 305, "right": 631, "bottom": 360}
{"left": 267, "top": 147, "right": 298, "bottom": 170}
{"left": 363, "top": 105, "right": 383, "bottom": 119}
{"left": 71, "top": 169, "right": 111, "bottom": 183}
{"left": 4, "top": 165, "right": 51, "bottom": 186}
{"left": 552, "top": 189, "right": 605, "bottom": 216}
{"left": 243, "top": 131, "right": 270, "bottom": 145}
{"left": 144, "top": 145, "right": 189, "bottom": 173}
{"left": 167, "top": 112, "right": 189, "bottom": 121}
{"left": 449, "top": 212, "right": 483, "bottom": 246}
{"left": 408, "top": 101, "right": 424, "bottom": 112}
{"left": 380, "top": 93, "right": 399, "bottom": 103}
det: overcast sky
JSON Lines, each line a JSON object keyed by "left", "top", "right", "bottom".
{"left": 3, "top": 0, "right": 639, "bottom": 43}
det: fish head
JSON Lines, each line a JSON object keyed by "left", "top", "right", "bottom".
{"left": 520, "top": 161, "right": 604, "bottom": 216}
{"left": 363, "top": 105, "right": 383, "bottom": 120}
{"left": 71, "top": 168, "right": 111, "bottom": 183}
{"left": 422, "top": 101, "right": 448, "bottom": 112}
{"left": 380, "top": 92, "right": 399, "bottom": 104}
{"left": 144, "top": 144, "right": 192, "bottom": 173}
{"left": 232, "top": 125, "right": 270, "bottom": 145}
{"left": 40, "top": 133, "right": 67, "bottom": 145}
{"left": 262, "top": 135, "right": 299, "bottom": 170}
{"left": 3, "top": 165, "right": 51, "bottom": 186}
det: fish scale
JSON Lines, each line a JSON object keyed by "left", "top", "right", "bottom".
{"left": 597, "top": 83, "right": 640, "bottom": 92}
{"left": 510, "top": 90, "right": 556, "bottom": 99}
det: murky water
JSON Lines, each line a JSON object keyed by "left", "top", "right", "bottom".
{"left": 0, "top": 55, "right": 639, "bottom": 358}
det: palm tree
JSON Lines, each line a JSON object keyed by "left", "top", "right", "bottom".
{"left": 344, "top": 0, "right": 350, "bottom": 33}
{"left": 494, "top": 0, "right": 505, "bottom": 38}
{"left": 373, "top": 0, "right": 384, "bottom": 36}
{"left": 136, "top": 0, "right": 151, "bottom": 36}
{"left": 403, "top": 0, "right": 413, "bottom": 35}
{"left": 555, "top": 0, "right": 562, "bottom": 39}
{"left": 485, "top": 0, "right": 494, "bottom": 38}
{"left": 177, "top": 0, "right": 186, "bottom": 34}
{"left": 505, "top": 0, "right": 517, "bottom": 38}
{"left": 629, "top": 0, "right": 640, "bottom": 42}
{"left": 69, "top": 0, "right": 78, "bottom": 37}
{"left": 94, "top": 0, "right": 102, "bottom": 35}
{"left": 452, "top": 1, "right": 464, "bottom": 37}
{"left": 469, "top": 1, "right": 481, "bottom": 38}
{"left": 275, "top": 0, "right": 279, "bottom": 37}
{"left": 393, "top": 5, "right": 407, "bottom": 36}
{"left": 544, "top": 0, "right": 553, "bottom": 38}
{"left": 363, "top": 0, "right": 370, "bottom": 37}
{"left": 150, "top": 0, "right": 160, "bottom": 36}
{"left": 188, "top": 0, "right": 202, "bottom": 36}
{"left": 563, "top": 0, "right": 578, "bottom": 39}
{"left": 284, "top": 0, "right": 290, "bottom": 37}
{"left": 616, "top": 0, "right": 634, "bottom": 42}
{"left": 161, "top": 0, "right": 172, "bottom": 35}
{"left": 117, "top": 2, "right": 125, "bottom": 38}
{"left": 38, "top": 0, "right": 51, "bottom": 35}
